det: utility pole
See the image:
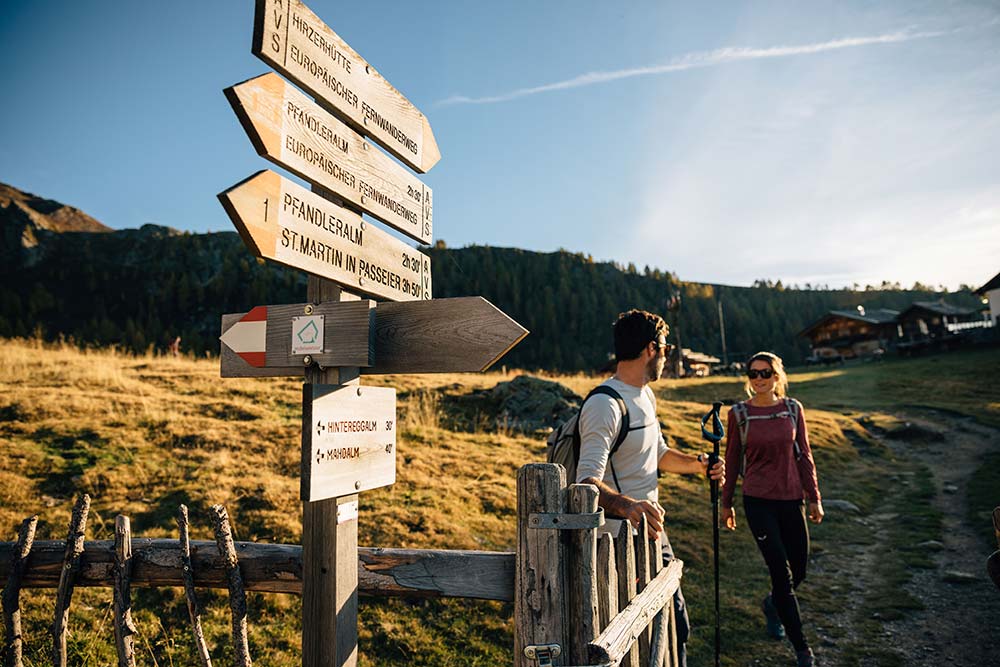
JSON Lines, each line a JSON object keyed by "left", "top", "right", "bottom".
{"left": 718, "top": 299, "right": 728, "bottom": 366}
{"left": 667, "top": 291, "right": 683, "bottom": 377}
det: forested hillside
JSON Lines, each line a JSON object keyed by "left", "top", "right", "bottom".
{"left": 1, "top": 181, "right": 981, "bottom": 370}
{"left": 1, "top": 231, "right": 979, "bottom": 370}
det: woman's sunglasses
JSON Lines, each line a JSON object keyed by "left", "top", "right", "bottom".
{"left": 747, "top": 368, "right": 774, "bottom": 380}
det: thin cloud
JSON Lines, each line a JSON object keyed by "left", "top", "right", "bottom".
{"left": 438, "top": 29, "right": 948, "bottom": 106}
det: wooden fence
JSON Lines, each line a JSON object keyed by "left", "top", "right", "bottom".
{"left": 1, "top": 464, "right": 679, "bottom": 666}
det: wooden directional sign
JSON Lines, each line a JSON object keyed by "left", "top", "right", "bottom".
{"left": 219, "top": 171, "right": 431, "bottom": 302}
{"left": 302, "top": 384, "right": 396, "bottom": 502}
{"left": 226, "top": 73, "right": 432, "bottom": 244}
{"left": 221, "top": 297, "right": 529, "bottom": 377}
{"left": 253, "top": 0, "right": 440, "bottom": 174}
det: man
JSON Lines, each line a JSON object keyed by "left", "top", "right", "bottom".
{"left": 576, "top": 309, "right": 725, "bottom": 667}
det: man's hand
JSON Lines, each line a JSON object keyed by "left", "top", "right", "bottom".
{"left": 722, "top": 506, "right": 737, "bottom": 531}
{"left": 624, "top": 499, "right": 665, "bottom": 539}
{"left": 808, "top": 500, "right": 824, "bottom": 524}
{"left": 700, "top": 454, "right": 725, "bottom": 484}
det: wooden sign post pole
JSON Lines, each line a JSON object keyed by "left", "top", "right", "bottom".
{"left": 302, "top": 276, "right": 360, "bottom": 667}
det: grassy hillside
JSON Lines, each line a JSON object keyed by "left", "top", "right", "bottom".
{"left": 1, "top": 339, "right": 998, "bottom": 665}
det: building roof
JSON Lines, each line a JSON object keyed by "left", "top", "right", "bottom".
{"left": 798, "top": 308, "right": 899, "bottom": 338}
{"left": 975, "top": 270, "right": 1000, "bottom": 295}
{"left": 900, "top": 300, "right": 977, "bottom": 318}
{"left": 681, "top": 348, "right": 721, "bottom": 364}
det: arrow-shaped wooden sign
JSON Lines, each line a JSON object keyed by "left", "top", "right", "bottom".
{"left": 218, "top": 171, "right": 431, "bottom": 302}
{"left": 225, "top": 73, "right": 432, "bottom": 244}
{"left": 253, "top": 0, "right": 440, "bottom": 174}
{"left": 220, "top": 297, "right": 528, "bottom": 377}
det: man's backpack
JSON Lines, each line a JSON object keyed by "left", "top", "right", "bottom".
{"left": 730, "top": 397, "right": 801, "bottom": 477}
{"left": 546, "top": 385, "right": 630, "bottom": 489}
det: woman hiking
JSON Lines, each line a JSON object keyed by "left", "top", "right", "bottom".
{"left": 721, "top": 351, "right": 824, "bottom": 667}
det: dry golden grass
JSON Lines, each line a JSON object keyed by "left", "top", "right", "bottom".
{"left": 3, "top": 338, "right": 997, "bottom": 666}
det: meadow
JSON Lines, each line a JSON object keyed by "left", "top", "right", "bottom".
{"left": 1, "top": 338, "right": 998, "bottom": 666}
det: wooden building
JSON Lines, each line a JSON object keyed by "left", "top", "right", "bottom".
{"left": 896, "top": 300, "right": 988, "bottom": 353}
{"left": 798, "top": 308, "right": 899, "bottom": 360}
{"left": 976, "top": 270, "right": 1000, "bottom": 326}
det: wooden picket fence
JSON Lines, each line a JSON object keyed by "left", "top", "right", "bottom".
{"left": 0, "top": 464, "right": 680, "bottom": 667}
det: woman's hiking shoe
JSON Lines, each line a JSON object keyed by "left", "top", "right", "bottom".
{"left": 762, "top": 594, "right": 785, "bottom": 639}
{"left": 796, "top": 647, "right": 815, "bottom": 666}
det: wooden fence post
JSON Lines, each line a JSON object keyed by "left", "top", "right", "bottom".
{"left": 614, "top": 520, "right": 640, "bottom": 667}
{"left": 596, "top": 533, "right": 617, "bottom": 633}
{"left": 52, "top": 493, "right": 90, "bottom": 667}
{"left": 567, "top": 484, "right": 599, "bottom": 665}
{"left": 210, "top": 505, "right": 252, "bottom": 667}
{"left": 2, "top": 515, "right": 37, "bottom": 667}
{"left": 514, "top": 464, "right": 567, "bottom": 667}
{"left": 634, "top": 515, "right": 651, "bottom": 667}
{"left": 177, "top": 505, "right": 213, "bottom": 667}
{"left": 113, "top": 516, "right": 137, "bottom": 667}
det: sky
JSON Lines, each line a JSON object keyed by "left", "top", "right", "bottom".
{"left": 2, "top": 1, "right": 999, "bottom": 291}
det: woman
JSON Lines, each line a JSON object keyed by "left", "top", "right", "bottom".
{"left": 721, "top": 352, "right": 824, "bottom": 667}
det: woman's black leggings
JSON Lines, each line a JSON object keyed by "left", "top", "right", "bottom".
{"left": 743, "top": 495, "right": 810, "bottom": 651}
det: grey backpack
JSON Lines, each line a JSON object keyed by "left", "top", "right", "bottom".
{"left": 546, "top": 385, "right": 630, "bottom": 489}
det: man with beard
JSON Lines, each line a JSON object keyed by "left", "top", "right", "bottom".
{"left": 577, "top": 309, "right": 724, "bottom": 667}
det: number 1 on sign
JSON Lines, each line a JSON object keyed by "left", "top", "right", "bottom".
{"left": 264, "top": 198, "right": 269, "bottom": 221}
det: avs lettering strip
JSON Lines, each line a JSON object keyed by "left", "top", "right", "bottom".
{"left": 253, "top": 0, "right": 440, "bottom": 174}
{"left": 301, "top": 384, "right": 397, "bottom": 502}
{"left": 226, "top": 73, "right": 432, "bottom": 244}
{"left": 218, "top": 170, "right": 431, "bottom": 302}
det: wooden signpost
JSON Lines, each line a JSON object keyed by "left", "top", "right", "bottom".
{"left": 219, "top": 2, "right": 526, "bottom": 665}
{"left": 252, "top": 0, "right": 440, "bottom": 174}
{"left": 219, "top": 297, "right": 528, "bottom": 377}
{"left": 225, "top": 73, "right": 432, "bottom": 244}
{"left": 218, "top": 171, "right": 431, "bottom": 301}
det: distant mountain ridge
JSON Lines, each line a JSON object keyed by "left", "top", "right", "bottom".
{"left": 0, "top": 181, "right": 981, "bottom": 369}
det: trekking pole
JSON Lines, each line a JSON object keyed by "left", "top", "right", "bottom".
{"left": 700, "top": 401, "right": 725, "bottom": 667}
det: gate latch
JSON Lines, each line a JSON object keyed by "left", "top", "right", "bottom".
{"left": 524, "top": 643, "right": 561, "bottom": 666}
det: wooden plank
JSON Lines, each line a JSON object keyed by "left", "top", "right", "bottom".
{"left": 614, "top": 520, "right": 640, "bottom": 667}
{"left": 568, "top": 484, "right": 600, "bottom": 665}
{"left": 514, "top": 464, "right": 567, "bottom": 667}
{"left": 226, "top": 73, "right": 432, "bottom": 243}
{"left": 52, "top": 494, "right": 90, "bottom": 667}
{"left": 302, "top": 278, "right": 359, "bottom": 667}
{"left": 252, "top": 0, "right": 439, "bottom": 174}
{"left": 301, "top": 384, "right": 396, "bottom": 502}
{"left": 112, "top": 516, "right": 137, "bottom": 667}
{"left": 218, "top": 171, "right": 431, "bottom": 301}
{"left": 596, "top": 533, "right": 617, "bottom": 633}
{"left": 634, "top": 515, "right": 651, "bottom": 667}
{"left": 587, "top": 560, "right": 684, "bottom": 667}
{"left": 220, "top": 297, "right": 529, "bottom": 377}
{"left": 2, "top": 515, "right": 37, "bottom": 667}
{"left": 0, "top": 540, "right": 515, "bottom": 600}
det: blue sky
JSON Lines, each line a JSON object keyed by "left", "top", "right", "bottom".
{"left": 2, "top": 1, "right": 998, "bottom": 290}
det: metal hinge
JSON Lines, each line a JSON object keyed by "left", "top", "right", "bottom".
{"left": 524, "top": 644, "right": 561, "bottom": 666}
{"left": 528, "top": 510, "right": 604, "bottom": 530}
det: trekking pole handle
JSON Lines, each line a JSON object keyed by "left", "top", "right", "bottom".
{"left": 700, "top": 402, "right": 725, "bottom": 444}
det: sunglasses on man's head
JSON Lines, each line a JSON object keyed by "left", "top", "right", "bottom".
{"left": 747, "top": 368, "right": 774, "bottom": 380}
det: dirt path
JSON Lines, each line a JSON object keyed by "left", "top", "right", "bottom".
{"left": 875, "top": 413, "right": 1000, "bottom": 666}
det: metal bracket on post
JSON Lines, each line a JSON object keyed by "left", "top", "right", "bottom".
{"left": 524, "top": 644, "right": 561, "bottom": 666}
{"left": 527, "top": 510, "right": 604, "bottom": 530}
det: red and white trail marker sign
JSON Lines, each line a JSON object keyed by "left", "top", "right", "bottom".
{"left": 218, "top": 306, "right": 268, "bottom": 367}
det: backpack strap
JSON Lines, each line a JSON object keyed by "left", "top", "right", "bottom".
{"left": 784, "top": 397, "right": 802, "bottom": 460}
{"left": 731, "top": 401, "right": 750, "bottom": 477}
{"left": 578, "top": 385, "right": 630, "bottom": 491}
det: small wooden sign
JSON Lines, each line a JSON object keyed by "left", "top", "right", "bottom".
{"left": 253, "top": 0, "right": 440, "bottom": 174}
{"left": 302, "top": 384, "right": 396, "bottom": 502}
{"left": 226, "top": 73, "right": 432, "bottom": 244}
{"left": 220, "top": 297, "right": 529, "bottom": 377}
{"left": 218, "top": 170, "right": 431, "bottom": 302}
